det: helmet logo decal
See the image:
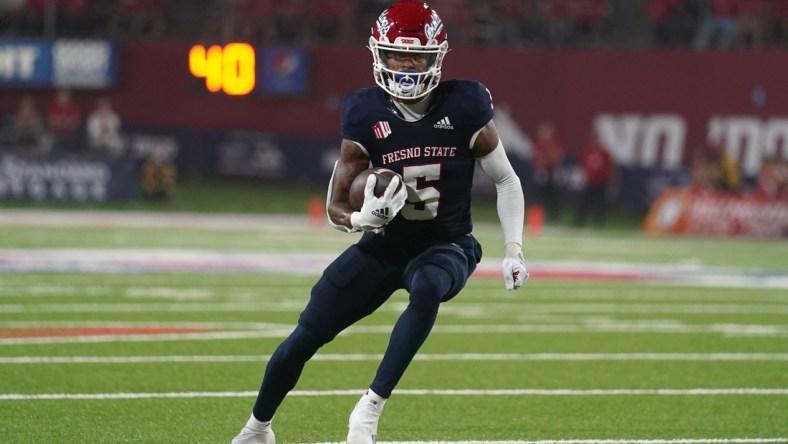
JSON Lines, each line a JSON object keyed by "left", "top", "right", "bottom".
{"left": 376, "top": 13, "right": 392, "bottom": 39}
{"left": 423, "top": 10, "right": 443, "bottom": 42}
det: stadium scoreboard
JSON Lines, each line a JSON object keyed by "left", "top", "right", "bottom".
{"left": 188, "top": 43, "right": 309, "bottom": 96}
{"left": 189, "top": 43, "right": 255, "bottom": 96}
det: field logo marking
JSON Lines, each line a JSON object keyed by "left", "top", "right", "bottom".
{"left": 1, "top": 249, "right": 786, "bottom": 289}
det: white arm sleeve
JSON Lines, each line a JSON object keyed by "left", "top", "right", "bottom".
{"left": 476, "top": 140, "right": 524, "bottom": 247}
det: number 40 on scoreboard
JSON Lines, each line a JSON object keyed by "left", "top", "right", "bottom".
{"left": 188, "top": 43, "right": 255, "bottom": 96}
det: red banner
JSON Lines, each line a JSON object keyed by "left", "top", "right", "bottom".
{"left": 644, "top": 188, "right": 788, "bottom": 237}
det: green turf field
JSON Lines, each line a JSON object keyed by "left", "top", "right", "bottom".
{"left": 0, "top": 209, "right": 786, "bottom": 443}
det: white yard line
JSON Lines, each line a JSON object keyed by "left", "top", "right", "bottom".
{"left": 2, "top": 388, "right": 787, "bottom": 401}
{"left": 2, "top": 301, "right": 787, "bottom": 315}
{"left": 2, "top": 353, "right": 788, "bottom": 364}
{"left": 1, "top": 285, "right": 786, "bottom": 303}
{"left": 313, "top": 440, "right": 788, "bottom": 444}
{"left": 0, "top": 330, "right": 294, "bottom": 345}
{"left": 0, "top": 301, "right": 309, "bottom": 313}
{"left": 2, "top": 322, "right": 785, "bottom": 345}
{"left": 0, "top": 209, "right": 309, "bottom": 231}
{"left": 0, "top": 320, "right": 294, "bottom": 329}
{"left": 1, "top": 320, "right": 784, "bottom": 336}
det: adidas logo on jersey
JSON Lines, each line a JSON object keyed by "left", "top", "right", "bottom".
{"left": 371, "top": 207, "right": 390, "bottom": 219}
{"left": 434, "top": 116, "right": 454, "bottom": 129}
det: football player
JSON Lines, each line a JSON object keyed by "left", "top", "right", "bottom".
{"left": 232, "top": 1, "right": 528, "bottom": 443}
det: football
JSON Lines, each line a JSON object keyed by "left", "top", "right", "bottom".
{"left": 348, "top": 167, "right": 403, "bottom": 210}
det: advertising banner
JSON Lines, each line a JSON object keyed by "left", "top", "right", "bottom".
{"left": 0, "top": 151, "right": 139, "bottom": 202}
{"left": 258, "top": 47, "right": 310, "bottom": 95}
{"left": 215, "top": 131, "right": 339, "bottom": 182}
{"left": 644, "top": 187, "right": 787, "bottom": 238}
{"left": 51, "top": 40, "right": 118, "bottom": 88}
{"left": 0, "top": 39, "right": 52, "bottom": 87}
{"left": 0, "top": 38, "right": 118, "bottom": 89}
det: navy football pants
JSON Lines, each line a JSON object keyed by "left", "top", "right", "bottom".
{"left": 252, "top": 232, "right": 482, "bottom": 421}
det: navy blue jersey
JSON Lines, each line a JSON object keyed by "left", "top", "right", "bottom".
{"left": 341, "top": 80, "right": 494, "bottom": 241}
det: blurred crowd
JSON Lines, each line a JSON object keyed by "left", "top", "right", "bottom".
{"left": 1, "top": 0, "right": 787, "bottom": 48}
{"left": 2, "top": 89, "right": 785, "bottom": 212}
{"left": 648, "top": 0, "right": 788, "bottom": 49}
{"left": 529, "top": 119, "right": 788, "bottom": 227}
{"left": 1, "top": 90, "right": 177, "bottom": 198}
{"left": 213, "top": 0, "right": 612, "bottom": 47}
{"left": 0, "top": 89, "right": 123, "bottom": 155}
{"left": 690, "top": 139, "right": 788, "bottom": 201}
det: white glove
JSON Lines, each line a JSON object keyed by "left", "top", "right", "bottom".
{"left": 350, "top": 174, "right": 407, "bottom": 232}
{"left": 502, "top": 242, "right": 528, "bottom": 290}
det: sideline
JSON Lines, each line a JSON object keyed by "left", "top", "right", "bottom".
{"left": 1, "top": 249, "right": 787, "bottom": 289}
{"left": 2, "top": 388, "right": 787, "bottom": 400}
{"left": 2, "top": 353, "right": 788, "bottom": 364}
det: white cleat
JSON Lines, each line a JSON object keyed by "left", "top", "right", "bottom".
{"left": 231, "top": 415, "right": 275, "bottom": 444}
{"left": 230, "top": 427, "right": 275, "bottom": 444}
{"left": 347, "top": 390, "right": 386, "bottom": 444}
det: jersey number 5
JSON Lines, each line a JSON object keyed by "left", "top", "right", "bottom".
{"left": 400, "top": 164, "right": 440, "bottom": 220}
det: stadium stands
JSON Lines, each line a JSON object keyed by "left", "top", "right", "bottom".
{"left": 1, "top": 0, "right": 787, "bottom": 48}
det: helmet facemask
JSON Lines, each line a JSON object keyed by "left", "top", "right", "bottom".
{"left": 369, "top": 38, "right": 447, "bottom": 100}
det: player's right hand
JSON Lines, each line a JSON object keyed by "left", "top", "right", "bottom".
{"left": 350, "top": 175, "right": 407, "bottom": 232}
{"left": 502, "top": 242, "right": 529, "bottom": 290}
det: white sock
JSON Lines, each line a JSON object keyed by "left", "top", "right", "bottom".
{"left": 366, "top": 389, "right": 387, "bottom": 406}
{"left": 245, "top": 413, "right": 271, "bottom": 431}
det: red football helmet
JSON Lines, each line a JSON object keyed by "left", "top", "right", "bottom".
{"left": 369, "top": 1, "right": 449, "bottom": 100}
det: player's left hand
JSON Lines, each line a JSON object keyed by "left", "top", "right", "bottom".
{"left": 502, "top": 243, "right": 529, "bottom": 290}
